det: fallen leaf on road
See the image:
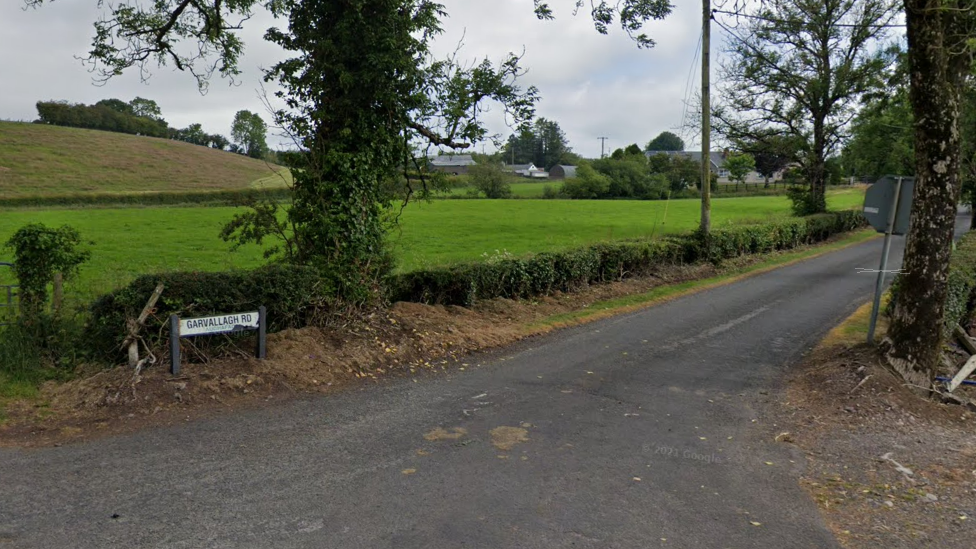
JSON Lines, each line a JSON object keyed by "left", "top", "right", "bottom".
{"left": 750, "top": 521, "right": 762, "bottom": 527}
{"left": 402, "top": 469, "right": 416, "bottom": 475}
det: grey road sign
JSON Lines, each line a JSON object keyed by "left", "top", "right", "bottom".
{"left": 170, "top": 306, "right": 267, "bottom": 375}
{"left": 863, "top": 176, "right": 915, "bottom": 235}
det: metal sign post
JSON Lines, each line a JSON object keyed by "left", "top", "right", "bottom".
{"left": 867, "top": 178, "right": 903, "bottom": 344}
{"left": 170, "top": 306, "right": 267, "bottom": 375}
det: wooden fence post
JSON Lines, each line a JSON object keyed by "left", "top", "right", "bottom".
{"left": 52, "top": 272, "right": 63, "bottom": 316}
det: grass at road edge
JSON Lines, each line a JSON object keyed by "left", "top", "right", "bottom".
{"left": 817, "top": 295, "right": 891, "bottom": 350}
{"left": 532, "top": 228, "right": 881, "bottom": 330}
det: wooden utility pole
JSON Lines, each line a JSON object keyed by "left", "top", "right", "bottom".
{"left": 700, "top": 0, "right": 712, "bottom": 234}
{"left": 598, "top": 136, "right": 609, "bottom": 159}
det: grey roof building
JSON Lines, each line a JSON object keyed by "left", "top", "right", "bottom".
{"left": 430, "top": 154, "right": 476, "bottom": 175}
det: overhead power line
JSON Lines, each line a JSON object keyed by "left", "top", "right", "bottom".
{"left": 710, "top": 8, "right": 906, "bottom": 28}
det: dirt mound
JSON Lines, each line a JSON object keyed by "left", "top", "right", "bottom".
{"left": 781, "top": 344, "right": 976, "bottom": 548}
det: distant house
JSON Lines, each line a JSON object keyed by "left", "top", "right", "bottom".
{"left": 503, "top": 163, "right": 549, "bottom": 178}
{"left": 644, "top": 150, "right": 777, "bottom": 184}
{"left": 430, "top": 154, "right": 476, "bottom": 175}
{"left": 549, "top": 165, "right": 577, "bottom": 180}
{"left": 503, "top": 163, "right": 537, "bottom": 177}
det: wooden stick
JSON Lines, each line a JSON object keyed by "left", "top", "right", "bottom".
{"left": 954, "top": 324, "right": 976, "bottom": 355}
{"left": 948, "top": 354, "right": 976, "bottom": 393}
{"left": 123, "top": 283, "right": 165, "bottom": 367}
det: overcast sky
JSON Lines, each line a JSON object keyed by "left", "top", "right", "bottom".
{"left": 1, "top": 1, "right": 718, "bottom": 158}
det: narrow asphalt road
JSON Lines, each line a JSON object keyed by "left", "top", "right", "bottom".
{"left": 1, "top": 215, "right": 969, "bottom": 549}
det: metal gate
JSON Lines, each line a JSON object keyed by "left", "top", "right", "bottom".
{"left": 0, "top": 262, "right": 16, "bottom": 326}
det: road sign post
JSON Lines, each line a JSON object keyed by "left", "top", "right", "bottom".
{"left": 170, "top": 306, "right": 267, "bottom": 375}
{"left": 867, "top": 178, "right": 904, "bottom": 344}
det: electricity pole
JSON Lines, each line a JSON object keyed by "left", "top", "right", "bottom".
{"left": 700, "top": 0, "right": 712, "bottom": 235}
{"left": 598, "top": 136, "right": 609, "bottom": 159}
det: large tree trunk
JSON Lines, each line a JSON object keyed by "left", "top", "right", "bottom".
{"left": 809, "top": 117, "right": 828, "bottom": 213}
{"left": 884, "top": 0, "right": 969, "bottom": 391}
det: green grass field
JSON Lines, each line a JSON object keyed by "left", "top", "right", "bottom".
{"left": 0, "top": 188, "right": 865, "bottom": 304}
{"left": 0, "top": 122, "right": 287, "bottom": 197}
{"left": 389, "top": 188, "right": 864, "bottom": 269}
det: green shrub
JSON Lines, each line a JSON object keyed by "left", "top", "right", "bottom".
{"left": 888, "top": 231, "right": 976, "bottom": 338}
{"left": 86, "top": 264, "right": 328, "bottom": 363}
{"left": 4, "top": 223, "right": 90, "bottom": 323}
{"left": 468, "top": 163, "right": 512, "bottom": 199}
{"left": 390, "top": 211, "right": 865, "bottom": 306}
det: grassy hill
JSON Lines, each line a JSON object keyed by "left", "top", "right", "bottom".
{"left": 0, "top": 121, "right": 288, "bottom": 197}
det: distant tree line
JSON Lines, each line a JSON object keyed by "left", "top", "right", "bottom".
{"left": 562, "top": 143, "right": 712, "bottom": 200}
{"left": 34, "top": 99, "right": 268, "bottom": 159}
{"left": 36, "top": 98, "right": 170, "bottom": 138}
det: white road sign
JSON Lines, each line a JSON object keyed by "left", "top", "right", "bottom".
{"left": 179, "top": 312, "right": 259, "bottom": 337}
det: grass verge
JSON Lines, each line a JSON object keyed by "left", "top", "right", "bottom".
{"left": 817, "top": 297, "right": 890, "bottom": 349}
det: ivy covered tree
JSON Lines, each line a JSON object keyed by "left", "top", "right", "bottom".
{"left": 883, "top": 0, "right": 976, "bottom": 389}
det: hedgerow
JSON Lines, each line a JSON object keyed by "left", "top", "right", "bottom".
{"left": 0, "top": 188, "right": 291, "bottom": 209}
{"left": 84, "top": 210, "right": 866, "bottom": 364}
{"left": 86, "top": 264, "right": 326, "bottom": 362}
{"left": 389, "top": 210, "right": 866, "bottom": 306}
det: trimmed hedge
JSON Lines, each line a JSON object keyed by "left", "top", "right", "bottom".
{"left": 0, "top": 187, "right": 291, "bottom": 209}
{"left": 86, "top": 264, "right": 326, "bottom": 362}
{"left": 889, "top": 230, "right": 976, "bottom": 338}
{"left": 389, "top": 210, "right": 866, "bottom": 306}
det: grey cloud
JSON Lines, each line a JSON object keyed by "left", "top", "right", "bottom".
{"left": 1, "top": 0, "right": 705, "bottom": 158}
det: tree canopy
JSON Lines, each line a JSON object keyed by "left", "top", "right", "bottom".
{"left": 715, "top": 0, "right": 897, "bottom": 213}
{"left": 645, "top": 131, "right": 684, "bottom": 151}
{"left": 230, "top": 110, "right": 268, "bottom": 159}
{"left": 501, "top": 118, "right": 574, "bottom": 169}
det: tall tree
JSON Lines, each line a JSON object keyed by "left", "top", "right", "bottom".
{"left": 715, "top": 0, "right": 898, "bottom": 213}
{"left": 535, "top": 118, "right": 571, "bottom": 169}
{"left": 502, "top": 118, "right": 572, "bottom": 169}
{"left": 129, "top": 97, "right": 164, "bottom": 121}
{"left": 738, "top": 135, "right": 799, "bottom": 186}
{"left": 502, "top": 128, "right": 538, "bottom": 165}
{"left": 645, "top": 131, "right": 684, "bottom": 151}
{"left": 724, "top": 152, "right": 756, "bottom": 189}
{"left": 230, "top": 110, "right": 268, "bottom": 159}
{"left": 884, "top": 0, "right": 976, "bottom": 389}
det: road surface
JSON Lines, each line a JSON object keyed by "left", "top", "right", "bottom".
{"left": 1, "top": 214, "right": 969, "bottom": 548}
